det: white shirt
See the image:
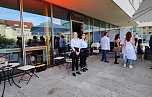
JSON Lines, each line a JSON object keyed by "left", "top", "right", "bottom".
{"left": 134, "top": 34, "right": 138, "bottom": 38}
{"left": 100, "top": 36, "right": 110, "bottom": 50}
{"left": 71, "top": 38, "right": 80, "bottom": 48}
{"left": 80, "top": 39, "right": 88, "bottom": 48}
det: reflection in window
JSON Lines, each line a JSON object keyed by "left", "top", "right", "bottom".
{"left": 0, "top": 0, "right": 20, "bottom": 49}
{"left": 23, "top": 0, "right": 51, "bottom": 64}
{"left": 93, "top": 19, "right": 100, "bottom": 43}
{"left": 53, "top": 5, "right": 70, "bottom": 54}
{"left": 23, "top": 0, "right": 51, "bottom": 46}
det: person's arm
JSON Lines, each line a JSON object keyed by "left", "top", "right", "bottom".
{"left": 132, "top": 37, "right": 135, "bottom": 46}
{"left": 131, "top": 37, "right": 135, "bottom": 49}
{"left": 70, "top": 39, "right": 75, "bottom": 52}
{"left": 100, "top": 38, "right": 102, "bottom": 48}
{"left": 108, "top": 38, "right": 110, "bottom": 50}
{"left": 122, "top": 38, "right": 125, "bottom": 47}
{"left": 139, "top": 43, "right": 143, "bottom": 52}
{"left": 116, "top": 39, "right": 120, "bottom": 48}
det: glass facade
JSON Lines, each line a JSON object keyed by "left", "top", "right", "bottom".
{"left": 52, "top": 5, "right": 70, "bottom": 53}
{"left": 0, "top": 0, "right": 21, "bottom": 62}
{"left": 93, "top": 19, "right": 100, "bottom": 43}
{"left": 0, "top": 0, "right": 119, "bottom": 66}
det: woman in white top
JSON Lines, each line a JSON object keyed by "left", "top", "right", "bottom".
{"left": 80, "top": 33, "right": 88, "bottom": 72}
{"left": 70, "top": 32, "right": 81, "bottom": 76}
{"left": 123, "top": 32, "right": 136, "bottom": 68}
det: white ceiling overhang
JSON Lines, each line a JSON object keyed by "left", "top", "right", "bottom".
{"left": 131, "top": 0, "right": 152, "bottom": 22}
{"left": 45, "top": 0, "right": 137, "bottom": 27}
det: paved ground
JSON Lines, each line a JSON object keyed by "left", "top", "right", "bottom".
{"left": 1, "top": 54, "right": 152, "bottom": 97}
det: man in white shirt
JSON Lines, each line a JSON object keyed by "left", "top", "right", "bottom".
{"left": 100, "top": 32, "right": 110, "bottom": 63}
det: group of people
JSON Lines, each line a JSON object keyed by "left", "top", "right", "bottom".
{"left": 26, "top": 36, "right": 45, "bottom": 47}
{"left": 100, "top": 31, "right": 152, "bottom": 69}
{"left": 70, "top": 32, "right": 88, "bottom": 76}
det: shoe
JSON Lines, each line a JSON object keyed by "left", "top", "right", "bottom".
{"left": 104, "top": 61, "right": 109, "bottom": 63}
{"left": 72, "top": 73, "right": 76, "bottom": 76}
{"left": 84, "top": 68, "right": 88, "bottom": 71}
{"left": 129, "top": 65, "right": 133, "bottom": 68}
{"left": 123, "top": 64, "right": 126, "bottom": 68}
{"left": 81, "top": 68, "right": 86, "bottom": 72}
{"left": 114, "top": 62, "right": 119, "bottom": 64}
{"left": 76, "top": 71, "right": 81, "bottom": 75}
{"left": 101, "top": 59, "right": 104, "bottom": 61}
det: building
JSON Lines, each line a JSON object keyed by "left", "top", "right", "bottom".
{"left": 0, "top": 0, "right": 142, "bottom": 65}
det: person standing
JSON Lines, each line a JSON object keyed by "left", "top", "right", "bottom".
{"left": 123, "top": 32, "right": 136, "bottom": 68}
{"left": 59, "top": 35, "right": 66, "bottom": 55}
{"left": 114, "top": 34, "right": 120, "bottom": 64}
{"left": 134, "top": 33, "right": 138, "bottom": 46}
{"left": 70, "top": 32, "right": 81, "bottom": 76}
{"left": 80, "top": 33, "right": 88, "bottom": 72}
{"left": 137, "top": 39, "right": 145, "bottom": 61}
{"left": 100, "top": 32, "right": 110, "bottom": 63}
{"left": 149, "top": 35, "right": 152, "bottom": 69}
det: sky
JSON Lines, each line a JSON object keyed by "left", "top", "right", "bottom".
{"left": 0, "top": 7, "right": 62, "bottom": 26}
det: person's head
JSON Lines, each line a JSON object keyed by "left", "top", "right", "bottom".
{"left": 73, "top": 32, "right": 78, "bottom": 39}
{"left": 40, "top": 36, "right": 44, "bottom": 41}
{"left": 81, "top": 33, "right": 86, "bottom": 40}
{"left": 33, "top": 36, "right": 37, "bottom": 40}
{"left": 61, "top": 35, "right": 64, "bottom": 38}
{"left": 104, "top": 32, "right": 108, "bottom": 36}
{"left": 138, "top": 39, "right": 142, "bottom": 44}
{"left": 115, "top": 34, "right": 120, "bottom": 40}
{"left": 126, "top": 32, "right": 132, "bottom": 41}
{"left": 136, "top": 33, "right": 138, "bottom": 34}
{"left": 28, "top": 39, "right": 32, "bottom": 42}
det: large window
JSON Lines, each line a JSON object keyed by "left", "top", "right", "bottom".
{"left": 100, "top": 21, "right": 106, "bottom": 37}
{"left": 93, "top": 19, "right": 100, "bottom": 43}
{"left": 52, "top": 5, "right": 70, "bottom": 53}
{"left": 23, "top": 0, "right": 51, "bottom": 64}
{"left": 0, "top": 0, "right": 21, "bottom": 62}
{"left": 0, "top": 0, "right": 20, "bottom": 49}
{"left": 83, "top": 17, "right": 91, "bottom": 44}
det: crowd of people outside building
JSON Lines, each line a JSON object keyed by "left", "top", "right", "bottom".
{"left": 16, "top": 31, "right": 152, "bottom": 76}
{"left": 68, "top": 30, "right": 152, "bottom": 76}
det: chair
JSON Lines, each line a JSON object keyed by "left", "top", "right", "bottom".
{"left": 53, "top": 49, "right": 65, "bottom": 69}
{"left": 18, "top": 65, "right": 39, "bottom": 84}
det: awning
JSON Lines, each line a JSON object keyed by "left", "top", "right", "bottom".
{"left": 131, "top": 0, "right": 152, "bottom": 22}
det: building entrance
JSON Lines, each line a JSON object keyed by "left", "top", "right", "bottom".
{"left": 72, "top": 21, "right": 84, "bottom": 38}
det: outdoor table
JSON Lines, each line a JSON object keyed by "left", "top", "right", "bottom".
{"left": 18, "top": 65, "right": 39, "bottom": 84}
{"left": 0, "top": 63, "right": 21, "bottom": 97}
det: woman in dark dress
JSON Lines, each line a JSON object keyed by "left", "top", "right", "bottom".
{"left": 114, "top": 34, "right": 120, "bottom": 64}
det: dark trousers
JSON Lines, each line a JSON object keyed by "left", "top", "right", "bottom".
{"left": 80, "top": 48, "right": 87, "bottom": 68}
{"left": 115, "top": 52, "right": 118, "bottom": 63}
{"left": 58, "top": 47, "right": 63, "bottom": 56}
{"left": 72, "top": 56, "right": 79, "bottom": 71}
{"left": 80, "top": 56, "right": 87, "bottom": 68}
{"left": 135, "top": 38, "right": 138, "bottom": 46}
{"left": 102, "top": 50, "right": 108, "bottom": 61}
